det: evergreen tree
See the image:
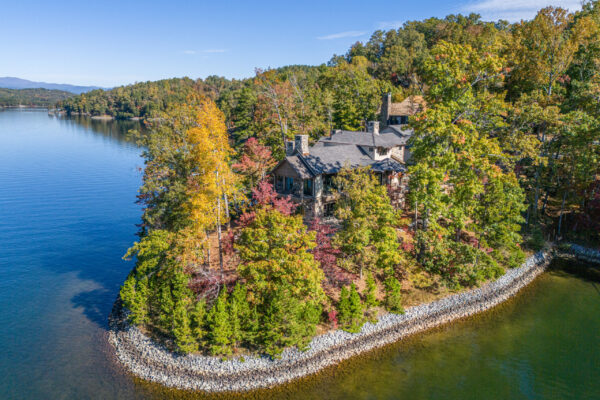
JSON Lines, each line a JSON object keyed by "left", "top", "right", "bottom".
{"left": 229, "top": 282, "right": 250, "bottom": 348}
{"left": 384, "top": 277, "right": 404, "bottom": 314}
{"left": 337, "top": 286, "right": 351, "bottom": 327}
{"left": 120, "top": 275, "right": 149, "bottom": 325}
{"left": 347, "top": 283, "right": 365, "bottom": 333}
{"left": 172, "top": 299, "right": 197, "bottom": 354}
{"left": 207, "top": 288, "right": 232, "bottom": 356}
{"left": 364, "top": 271, "right": 379, "bottom": 310}
{"left": 189, "top": 299, "right": 207, "bottom": 344}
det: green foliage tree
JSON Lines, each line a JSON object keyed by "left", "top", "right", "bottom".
{"left": 172, "top": 299, "right": 197, "bottom": 354}
{"left": 384, "top": 277, "right": 404, "bottom": 314}
{"left": 206, "top": 288, "right": 232, "bottom": 356}
{"left": 334, "top": 167, "right": 404, "bottom": 278}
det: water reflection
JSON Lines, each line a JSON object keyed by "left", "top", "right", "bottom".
{"left": 51, "top": 113, "right": 145, "bottom": 144}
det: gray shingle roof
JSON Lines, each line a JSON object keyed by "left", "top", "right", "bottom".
{"left": 319, "top": 126, "right": 412, "bottom": 147}
{"left": 274, "top": 127, "right": 411, "bottom": 178}
{"left": 302, "top": 143, "right": 374, "bottom": 174}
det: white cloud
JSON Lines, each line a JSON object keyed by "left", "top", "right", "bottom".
{"left": 317, "top": 30, "right": 367, "bottom": 40}
{"left": 182, "top": 50, "right": 196, "bottom": 55}
{"left": 463, "top": 0, "right": 583, "bottom": 21}
{"left": 376, "top": 20, "right": 404, "bottom": 30}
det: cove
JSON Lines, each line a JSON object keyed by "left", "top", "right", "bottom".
{"left": 1, "top": 109, "right": 599, "bottom": 400}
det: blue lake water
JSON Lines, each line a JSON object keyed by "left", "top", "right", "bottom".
{"left": 0, "top": 109, "right": 599, "bottom": 400}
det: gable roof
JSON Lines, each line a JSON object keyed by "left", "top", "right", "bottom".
{"left": 319, "top": 127, "right": 412, "bottom": 148}
{"left": 274, "top": 141, "right": 407, "bottom": 178}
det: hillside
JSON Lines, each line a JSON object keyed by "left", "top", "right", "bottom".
{"left": 0, "top": 88, "right": 73, "bottom": 107}
{"left": 0, "top": 77, "right": 102, "bottom": 94}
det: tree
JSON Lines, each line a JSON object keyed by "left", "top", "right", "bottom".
{"left": 319, "top": 57, "right": 388, "bottom": 130}
{"left": 232, "top": 137, "right": 276, "bottom": 191}
{"left": 236, "top": 208, "right": 325, "bottom": 304}
{"left": 121, "top": 230, "right": 173, "bottom": 325}
{"left": 384, "top": 277, "right": 404, "bottom": 313}
{"left": 364, "top": 271, "right": 379, "bottom": 309}
{"left": 334, "top": 167, "right": 402, "bottom": 278}
{"left": 206, "top": 288, "right": 232, "bottom": 356}
{"left": 508, "top": 7, "right": 593, "bottom": 98}
{"left": 259, "top": 282, "right": 321, "bottom": 357}
{"left": 172, "top": 299, "right": 197, "bottom": 354}
{"left": 229, "top": 282, "right": 250, "bottom": 348}
{"left": 348, "top": 284, "right": 365, "bottom": 333}
{"left": 189, "top": 298, "right": 207, "bottom": 344}
{"left": 186, "top": 97, "right": 242, "bottom": 277}
{"left": 408, "top": 40, "right": 525, "bottom": 286}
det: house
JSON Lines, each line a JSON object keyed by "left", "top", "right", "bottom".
{"left": 271, "top": 94, "right": 422, "bottom": 219}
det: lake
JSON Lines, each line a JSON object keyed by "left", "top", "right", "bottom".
{"left": 0, "top": 109, "right": 598, "bottom": 400}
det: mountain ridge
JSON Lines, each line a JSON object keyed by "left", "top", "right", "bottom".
{"left": 0, "top": 77, "right": 105, "bottom": 94}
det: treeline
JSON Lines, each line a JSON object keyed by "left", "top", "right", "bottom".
{"left": 0, "top": 88, "right": 73, "bottom": 107}
{"left": 57, "top": 77, "right": 236, "bottom": 119}
{"left": 118, "top": 4, "right": 600, "bottom": 357}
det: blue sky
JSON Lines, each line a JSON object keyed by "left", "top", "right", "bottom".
{"left": 0, "top": 0, "right": 581, "bottom": 87}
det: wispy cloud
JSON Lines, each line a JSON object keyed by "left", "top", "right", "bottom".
{"left": 317, "top": 30, "right": 366, "bottom": 40}
{"left": 376, "top": 20, "right": 404, "bottom": 30}
{"left": 182, "top": 50, "right": 196, "bottom": 55}
{"left": 463, "top": 0, "right": 582, "bottom": 22}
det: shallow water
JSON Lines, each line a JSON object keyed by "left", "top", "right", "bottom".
{"left": 1, "top": 109, "right": 599, "bottom": 400}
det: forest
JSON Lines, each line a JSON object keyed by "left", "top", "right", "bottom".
{"left": 0, "top": 88, "right": 73, "bottom": 107}
{"left": 112, "top": 4, "right": 600, "bottom": 357}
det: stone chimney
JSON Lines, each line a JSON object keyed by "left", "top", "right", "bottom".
{"left": 294, "top": 135, "right": 309, "bottom": 155}
{"left": 380, "top": 93, "right": 392, "bottom": 128}
{"left": 285, "top": 140, "right": 295, "bottom": 156}
{"left": 367, "top": 121, "right": 380, "bottom": 135}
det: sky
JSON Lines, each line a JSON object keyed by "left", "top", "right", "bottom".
{"left": 0, "top": 0, "right": 583, "bottom": 87}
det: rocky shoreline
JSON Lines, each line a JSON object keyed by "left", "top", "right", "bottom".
{"left": 108, "top": 244, "right": 599, "bottom": 393}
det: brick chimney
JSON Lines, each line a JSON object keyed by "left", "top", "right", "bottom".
{"left": 367, "top": 121, "right": 380, "bottom": 135}
{"left": 294, "top": 135, "right": 309, "bottom": 155}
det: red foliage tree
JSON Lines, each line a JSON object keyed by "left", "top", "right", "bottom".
{"left": 232, "top": 137, "right": 276, "bottom": 189}
{"left": 308, "top": 218, "right": 351, "bottom": 287}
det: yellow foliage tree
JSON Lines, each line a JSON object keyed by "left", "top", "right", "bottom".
{"left": 185, "top": 97, "right": 241, "bottom": 278}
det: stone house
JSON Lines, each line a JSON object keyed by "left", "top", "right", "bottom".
{"left": 271, "top": 95, "right": 424, "bottom": 218}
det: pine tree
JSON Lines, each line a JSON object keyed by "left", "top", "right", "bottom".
{"left": 158, "top": 283, "right": 175, "bottom": 330}
{"left": 229, "top": 282, "right": 250, "bottom": 348}
{"left": 337, "top": 286, "right": 351, "bottom": 328}
{"left": 207, "top": 288, "right": 232, "bottom": 356}
{"left": 348, "top": 283, "right": 365, "bottom": 333}
{"left": 172, "top": 300, "right": 197, "bottom": 354}
{"left": 189, "top": 299, "right": 207, "bottom": 344}
{"left": 120, "top": 274, "right": 149, "bottom": 325}
{"left": 384, "top": 277, "right": 404, "bottom": 314}
{"left": 364, "top": 271, "right": 379, "bottom": 319}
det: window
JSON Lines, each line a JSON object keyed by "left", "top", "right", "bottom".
{"left": 303, "top": 179, "right": 313, "bottom": 196}
{"left": 324, "top": 202, "right": 335, "bottom": 217}
{"left": 285, "top": 177, "right": 294, "bottom": 193}
{"left": 323, "top": 174, "right": 336, "bottom": 194}
{"left": 275, "top": 176, "right": 284, "bottom": 192}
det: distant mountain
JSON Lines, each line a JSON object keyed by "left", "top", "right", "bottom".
{"left": 0, "top": 77, "right": 104, "bottom": 94}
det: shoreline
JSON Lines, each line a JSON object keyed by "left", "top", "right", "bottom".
{"left": 108, "top": 244, "right": 600, "bottom": 393}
